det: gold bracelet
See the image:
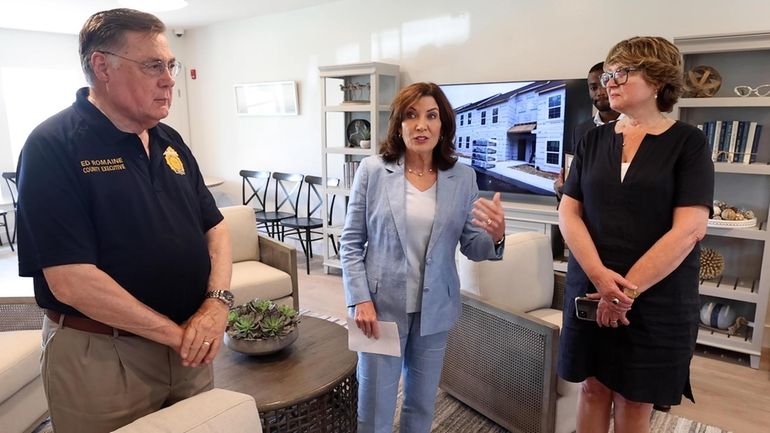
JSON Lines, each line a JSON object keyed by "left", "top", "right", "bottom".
{"left": 623, "top": 287, "right": 640, "bottom": 299}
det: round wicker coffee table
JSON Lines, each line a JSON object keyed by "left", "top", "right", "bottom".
{"left": 214, "top": 316, "right": 357, "bottom": 433}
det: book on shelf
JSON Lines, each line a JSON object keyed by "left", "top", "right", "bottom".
{"left": 711, "top": 120, "right": 723, "bottom": 162}
{"left": 718, "top": 121, "right": 731, "bottom": 163}
{"left": 343, "top": 161, "right": 360, "bottom": 188}
{"left": 702, "top": 121, "right": 714, "bottom": 160}
{"left": 744, "top": 123, "right": 762, "bottom": 164}
{"left": 732, "top": 121, "right": 748, "bottom": 163}
{"left": 701, "top": 120, "right": 762, "bottom": 164}
{"left": 726, "top": 120, "right": 740, "bottom": 162}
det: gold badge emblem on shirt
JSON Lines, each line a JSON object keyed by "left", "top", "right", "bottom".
{"left": 163, "top": 146, "right": 185, "bottom": 175}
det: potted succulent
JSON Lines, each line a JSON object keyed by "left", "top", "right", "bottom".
{"left": 223, "top": 299, "right": 300, "bottom": 355}
{"left": 359, "top": 127, "right": 371, "bottom": 149}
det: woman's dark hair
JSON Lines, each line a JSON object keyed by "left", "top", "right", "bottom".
{"left": 79, "top": 8, "right": 166, "bottom": 84}
{"left": 605, "top": 36, "right": 684, "bottom": 113}
{"left": 380, "top": 82, "right": 457, "bottom": 170}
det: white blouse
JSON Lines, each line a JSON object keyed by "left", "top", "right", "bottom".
{"left": 621, "top": 162, "right": 630, "bottom": 182}
{"left": 405, "top": 181, "right": 436, "bottom": 313}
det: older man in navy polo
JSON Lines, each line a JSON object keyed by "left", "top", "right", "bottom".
{"left": 16, "top": 9, "right": 233, "bottom": 433}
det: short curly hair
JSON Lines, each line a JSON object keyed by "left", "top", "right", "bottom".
{"left": 605, "top": 36, "right": 683, "bottom": 112}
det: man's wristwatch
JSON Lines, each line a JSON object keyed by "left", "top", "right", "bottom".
{"left": 205, "top": 290, "right": 234, "bottom": 308}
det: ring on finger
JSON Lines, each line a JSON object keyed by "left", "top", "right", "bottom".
{"left": 611, "top": 297, "right": 620, "bottom": 305}
{"left": 485, "top": 218, "right": 492, "bottom": 225}
{"left": 202, "top": 341, "right": 211, "bottom": 346}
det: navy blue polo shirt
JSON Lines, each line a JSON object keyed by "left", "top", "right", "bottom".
{"left": 17, "top": 87, "right": 223, "bottom": 324}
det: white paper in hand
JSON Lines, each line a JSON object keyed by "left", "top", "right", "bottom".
{"left": 348, "top": 320, "right": 401, "bottom": 357}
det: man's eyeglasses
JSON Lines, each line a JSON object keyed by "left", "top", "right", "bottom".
{"left": 99, "top": 51, "right": 182, "bottom": 78}
{"left": 600, "top": 67, "right": 640, "bottom": 88}
{"left": 734, "top": 84, "right": 770, "bottom": 97}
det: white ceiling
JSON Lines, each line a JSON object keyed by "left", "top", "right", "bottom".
{"left": 0, "top": 0, "right": 339, "bottom": 35}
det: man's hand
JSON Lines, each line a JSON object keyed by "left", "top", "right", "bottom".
{"left": 180, "top": 299, "right": 229, "bottom": 367}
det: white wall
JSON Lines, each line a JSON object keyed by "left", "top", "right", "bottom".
{"left": 0, "top": 28, "right": 191, "bottom": 173}
{"left": 182, "top": 0, "right": 770, "bottom": 205}
{"left": 0, "top": 29, "right": 80, "bottom": 174}
{"left": 164, "top": 33, "right": 191, "bottom": 145}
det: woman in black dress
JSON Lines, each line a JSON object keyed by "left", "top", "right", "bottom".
{"left": 558, "top": 36, "right": 714, "bottom": 433}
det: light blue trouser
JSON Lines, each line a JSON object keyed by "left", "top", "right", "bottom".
{"left": 356, "top": 312, "right": 449, "bottom": 433}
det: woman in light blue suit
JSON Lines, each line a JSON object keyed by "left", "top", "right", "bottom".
{"left": 341, "top": 82, "right": 506, "bottom": 433}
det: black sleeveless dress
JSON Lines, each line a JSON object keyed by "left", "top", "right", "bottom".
{"left": 557, "top": 121, "right": 714, "bottom": 405}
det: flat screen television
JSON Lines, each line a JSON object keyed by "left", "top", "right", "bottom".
{"left": 440, "top": 79, "right": 592, "bottom": 197}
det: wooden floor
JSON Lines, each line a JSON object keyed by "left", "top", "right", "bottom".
{"left": 3, "top": 247, "right": 769, "bottom": 433}
{"left": 669, "top": 348, "right": 770, "bottom": 433}
{"left": 296, "top": 256, "right": 770, "bottom": 433}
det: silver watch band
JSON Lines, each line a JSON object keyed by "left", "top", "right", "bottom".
{"left": 205, "top": 289, "right": 234, "bottom": 308}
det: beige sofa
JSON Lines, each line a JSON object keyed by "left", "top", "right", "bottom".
{"left": 220, "top": 205, "right": 299, "bottom": 310}
{"left": 0, "top": 297, "right": 47, "bottom": 433}
{"left": 112, "top": 388, "right": 262, "bottom": 433}
{"left": 441, "top": 231, "right": 579, "bottom": 433}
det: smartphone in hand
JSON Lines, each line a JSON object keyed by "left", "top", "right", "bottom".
{"left": 574, "top": 296, "right": 599, "bottom": 321}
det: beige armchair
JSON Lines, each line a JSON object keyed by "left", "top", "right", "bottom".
{"left": 112, "top": 388, "right": 262, "bottom": 433}
{"left": 220, "top": 205, "right": 299, "bottom": 310}
{"left": 0, "top": 297, "right": 47, "bottom": 433}
{"left": 440, "top": 231, "right": 578, "bottom": 433}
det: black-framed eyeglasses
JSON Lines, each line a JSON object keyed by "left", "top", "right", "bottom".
{"left": 600, "top": 67, "right": 640, "bottom": 88}
{"left": 99, "top": 51, "right": 182, "bottom": 78}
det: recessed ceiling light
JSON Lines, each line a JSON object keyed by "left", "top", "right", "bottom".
{"left": 118, "top": 0, "right": 189, "bottom": 13}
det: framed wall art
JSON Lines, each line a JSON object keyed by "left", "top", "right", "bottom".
{"left": 234, "top": 81, "right": 299, "bottom": 116}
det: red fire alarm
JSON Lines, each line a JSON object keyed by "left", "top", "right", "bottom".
{"left": 190, "top": 69, "right": 197, "bottom": 80}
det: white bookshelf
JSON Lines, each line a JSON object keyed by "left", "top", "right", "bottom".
{"left": 319, "top": 62, "right": 400, "bottom": 272}
{"left": 673, "top": 31, "right": 770, "bottom": 368}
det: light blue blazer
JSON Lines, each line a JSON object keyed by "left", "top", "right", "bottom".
{"left": 341, "top": 156, "right": 503, "bottom": 336}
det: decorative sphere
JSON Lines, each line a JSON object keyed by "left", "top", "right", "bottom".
{"left": 699, "top": 248, "right": 725, "bottom": 280}
{"left": 700, "top": 302, "right": 737, "bottom": 330}
{"left": 683, "top": 65, "right": 722, "bottom": 97}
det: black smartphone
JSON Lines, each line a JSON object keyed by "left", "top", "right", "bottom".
{"left": 574, "top": 296, "right": 599, "bottom": 321}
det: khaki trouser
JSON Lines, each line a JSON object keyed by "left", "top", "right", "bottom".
{"left": 41, "top": 315, "right": 213, "bottom": 433}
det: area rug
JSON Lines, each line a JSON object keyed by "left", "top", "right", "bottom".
{"left": 300, "top": 309, "right": 348, "bottom": 328}
{"left": 303, "top": 312, "right": 730, "bottom": 433}
{"left": 392, "top": 387, "right": 731, "bottom": 433}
